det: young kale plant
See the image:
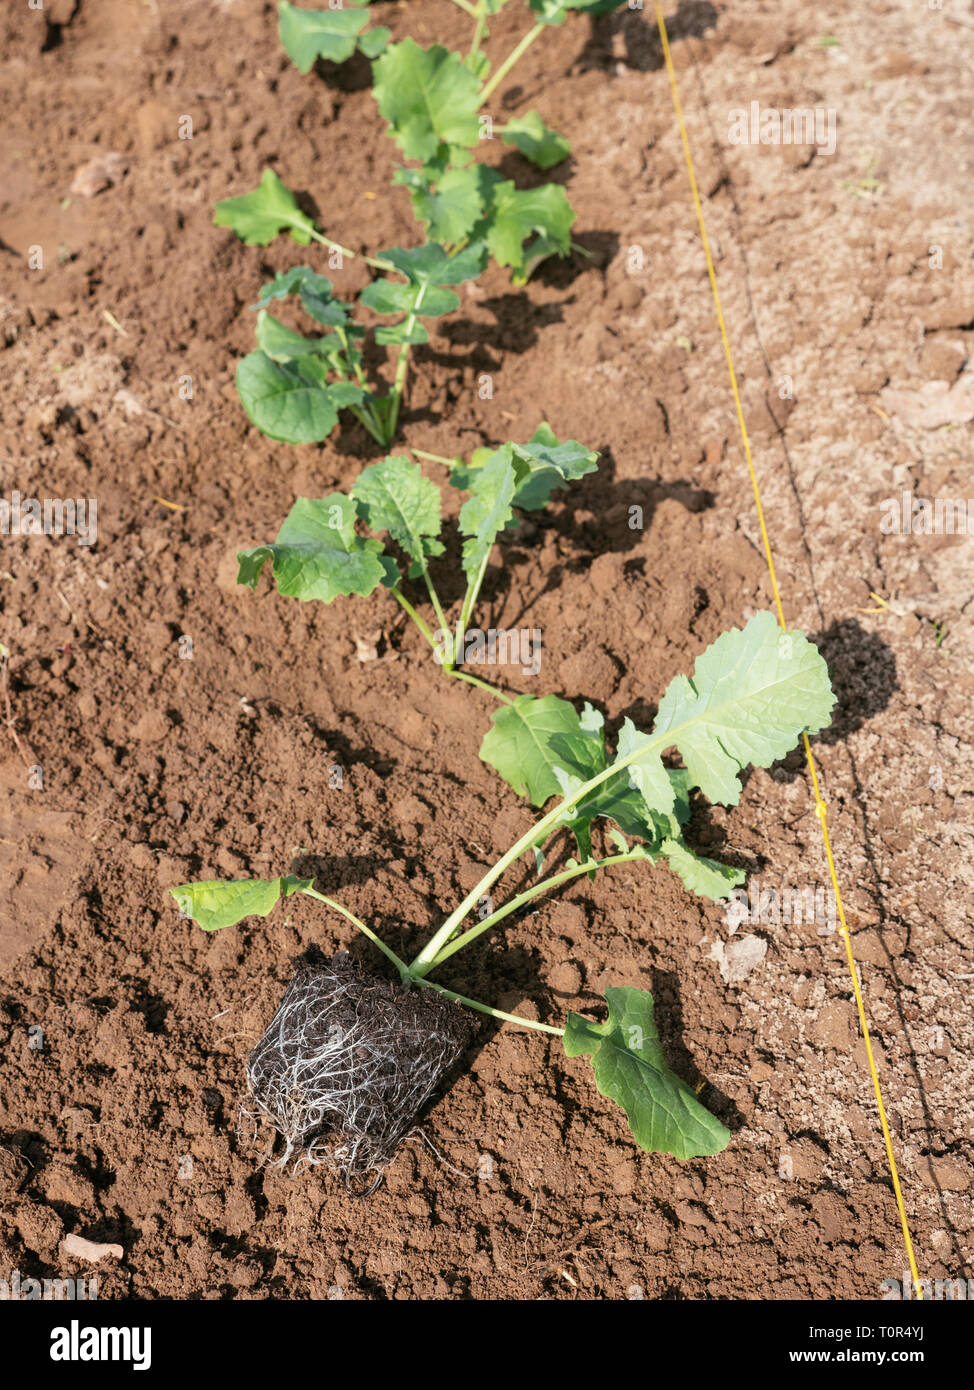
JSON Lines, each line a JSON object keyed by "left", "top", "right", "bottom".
{"left": 213, "top": 182, "right": 486, "bottom": 448}
{"left": 235, "top": 423, "right": 598, "bottom": 703}
{"left": 278, "top": 0, "right": 631, "bottom": 283}
{"left": 213, "top": 2, "right": 632, "bottom": 451}
{"left": 171, "top": 612, "right": 835, "bottom": 1182}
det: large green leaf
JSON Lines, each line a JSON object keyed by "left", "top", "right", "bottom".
{"left": 170, "top": 875, "right": 312, "bottom": 932}
{"left": 361, "top": 241, "right": 486, "bottom": 322}
{"left": 481, "top": 180, "right": 575, "bottom": 281}
{"left": 457, "top": 444, "right": 526, "bottom": 583}
{"left": 360, "top": 279, "right": 459, "bottom": 319}
{"left": 659, "top": 838, "right": 746, "bottom": 898}
{"left": 255, "top": 310, "right": 336, "bottom": 363}
{"left": 351, "top": 455, "right": 443, "bottom": 571}
{"left": 529, "top": 0, "right": 626, "bottom": 22}
{"left": 649, "top": 612, "right": 836, "bottom": 806}
{"left": 480, "top": 613, "right": 834, "bottom": 898}
{"left": 236, "top": 350, "right": 363, "bottom": 444}
{"left": 214, "top": 169, "right": 317, "bottom": 247}
{"left": 479, "top": 694, "right": 586, "bottom": 805}
{"left": 407, "top": 166, "right": 484, "bottom": 245}
{"left": 278, "top": 1, "right": 370, "bottom": 71}
{"left": 481, "top": 696, "right": 664, "bottom": 862}
{"left": 564, "top": 987, "right": 730, "bottom": 1160}
{"left": 237, "top": 494, "right": 396, "bottom": 603}
{"left": 501, "top": 111, "right": 571, "bottom": 168}
{"left": 373, "top": 39, "right": 482, "bottom": 162}
{"left": 381, "top": 241, "right": 487, "bottom": 287}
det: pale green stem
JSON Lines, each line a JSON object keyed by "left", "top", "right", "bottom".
{"left": 416, "top": 977, "right": 564, "bottom": 1036}
{"left": 336, "top": 326, "right": 370, "bottom": 394}
{"left": 410, "top": 447, "right": 462, "bottom": 469}
{"left": 447, "top": 668, "right": 513, "bottom": 703}
{"left": 385, "top": 282, "right": 429, "bottom": 442}
{"left": 348, "top": 404, "right": 387, "bottom": 446}
{"left": 468, "top": 0, "right": 488, "bottom": 61}
{"left": 306, "top": 225, "right": 395, "bottom": 275}
{"left": 454, "top": 547, "right": 491, "bottom": 669}
{"left": 388, "top": 586, "right": 443, "bottom": 656}
{"left": 301, "top": 884, "right": 560, "bottom": 1033}
{"left": 389, "top": 587, "right": 510, "bottom": 702}
{"left": 421, "top": 850, "right": 649, "bottom": 974}
{"left": 449, "top": 0, "right": 479, "bottom": 15}
{"left": 338, "top": 330, "right": 385, "bottom": 445}
{"left": 300, "top": 886, "right": 408, "bottom": 976}
{"left": 416, "top": 563, "right": 450, "bottom": 639}
{"left": 478, "top": 22, "right": 546, "bottom": 107}
{"left": 409, "top": 715, "right": 698, "bottom": 973}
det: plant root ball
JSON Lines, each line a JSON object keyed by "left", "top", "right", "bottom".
{"left": 243, "top": 947, "right": 474, "bottom": 1187}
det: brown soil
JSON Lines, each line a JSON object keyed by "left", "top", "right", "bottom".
{"left": 1, "top": 0, "right": 972, "bottom": 1300}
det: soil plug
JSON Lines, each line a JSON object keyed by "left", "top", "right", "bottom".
{"left": 244, "top": 948, "right": 473, "bottom": 1186}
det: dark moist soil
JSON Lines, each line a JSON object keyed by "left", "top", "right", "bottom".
{"left": 1, "top": 0, "right": 973, "bottom": 1299}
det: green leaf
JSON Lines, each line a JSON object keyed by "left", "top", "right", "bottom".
{"left": 214, "top": 168, "right": 317, "bottom": 247}
{"left": 616, "top": 717, "right": 675, "bottom": 817}
{"left": 479, "top": 693, "right": 587, "bottom": 805}
{"left": 237, "top": 494, "right": 397, "bottom": 602}
{"left": 358, "top": 26, "right": 390, "bottom": 59}
{"left": 450, "top": 423, "right": 598, "bottom": 512}
{"left": 408, "top": 165, "right": 484, "bottom": 245}
{"left": 457, "top": 444, "right": 526, "bottom": 583}
{"left": 253, "top": 265, "right": 322, "bottom": 308}
{"left": 651, "top": 612, "right": 836, "bottom": 806}
{"left": 659, "top": 837, "right": 746, "bottom": 900}
{"left": 255, "top": 310, "right": 334, "bottom": 363}
{"left": 278, "top": 1, "right": 370, "bottom": 71}
{"left": 381, "top": 241, "right": 487, "bottom": 286}
{"left": 351, "top": 455, "right": 443, "bottom": 570}
{"left": 373, "top": 320, "right": 430, "bottom": 347}
{"left": 360, "top": 278, "right": 459, "bottom": 319}
{"left": 529, "top": 0, "right": 626, "bottom": 23}
{"left": 480, "top": 694, "right": 663, "bottom": 857}
{"left": 361, "top": 242, "right": 485, "bottom": 324}
{"left": 170, "top": 875, "right": 312, "bottom": 932}
{"left": 373, "top": 39, "right": 482, "bottom": 163}
{"left": 479, "top": 180, "right": 575, "bottom": 281}
{"left": 564, "top": 987, "right": 730, "bottom": 1160}
{"left": 501, "top": 110, "right": 571, "bottom": 168}
{"left": 253, "top": 266, "right": 355, "bottom": 329}
{"left": 509, "top": 424, "right": 599, "bottom": 509}
{"left": 236, "top": 350, "right": 363, "bottom": 444}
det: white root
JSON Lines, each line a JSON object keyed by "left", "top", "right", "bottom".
{"left": 240, "top": 950, "right": 470, "bottom": 1186}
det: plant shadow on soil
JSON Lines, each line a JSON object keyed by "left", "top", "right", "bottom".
{"left": 488, "top": 464, "right": 715, "bottom": 624}
{"left": 579, "top": 0, "right": 720, "bottom": 73}
{"left": 651, "top": 968, "right": 746, "bottom": 1134}
{"left": 799, "top": 622, "right": 969, "bottom": 1273}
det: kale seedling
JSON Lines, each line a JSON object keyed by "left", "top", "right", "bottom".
{"left": 213, "top": 181, "right": 486, "bottom": 447}
{"left": 235, "top": 423, "right": 598, "bottom": 702}
{"left": 171, "top": 612, "right": 835, "bottom": 1181}
{"left": 214, "top": 3, "right": 632, "bottom": 447}
{"left": 278, "top": 0, "right": 630, "bottom": 282}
